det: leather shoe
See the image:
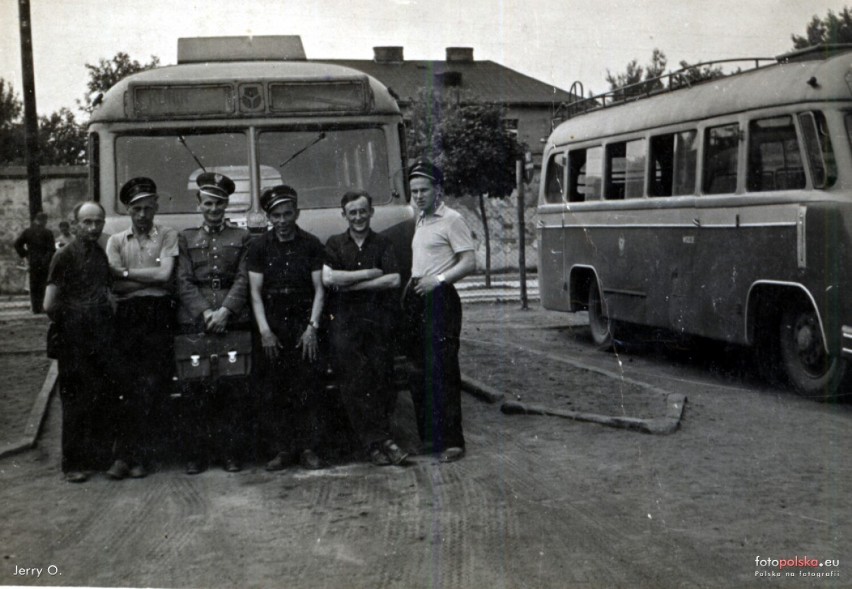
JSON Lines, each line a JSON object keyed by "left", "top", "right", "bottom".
{"left": 107, "top": 459, "right": 130, "bottom": 480}
{"left": 382, "top": 439, "right": 409, "bottom": 466}
{"left": 299, "top": 449, "right": 323, "bottom": 470}
{"left": 185, "top": 461, "right": 202, "bottom": 475}
{"left": 439, "top": 447, "right": 465, "bottom": 463}
{"left": 64, "top": 471, "right": 88, "bottom": 483}
{"left": 129, "top": 464, "right": 148, "bottom": 479}
{"left": 265, "top": 451, "right": 293, "bottom": 471}
{"left": 369, "top": 446, "right": 391, "bottom": 467}
{"left": 224, "top": 458, "right": 241, "bottom": 473}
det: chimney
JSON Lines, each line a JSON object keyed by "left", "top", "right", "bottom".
{"left": 446, "top": 47, "right": 474, "bottom": 63}
{"left": 373, "top": 46, "right": 404, "bottom": 64}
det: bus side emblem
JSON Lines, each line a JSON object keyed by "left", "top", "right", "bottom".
{"left": 239, "top": 84, "right": 264, "bottom": 112}
{"left": 618, "top": 236, "right": 625, "bottom": 255}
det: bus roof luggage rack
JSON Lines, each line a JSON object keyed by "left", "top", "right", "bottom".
{"left": 178, "top": 36, "right": 307, "bottom": 64}
{"left": 776, "top": 43, "right": 852, "bottom": 63}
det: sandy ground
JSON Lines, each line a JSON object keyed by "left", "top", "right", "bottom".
{"left": 0, "top": 302, "right": 849, "bottom": 588}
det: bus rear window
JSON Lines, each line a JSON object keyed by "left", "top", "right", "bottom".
{"left": 747, "top": 116, "right": 805, "bottom": 192}
{"left": 703, "top": 123, "right": 740, "bottom": 194}
{"left": 568, "top": 146, "right": 602, "bottom": 201}
{"left": 257, "top": 128, "right": 390, "bottom": 208}
{"left": 115, "top": 132, "right": 249, "bottom": 214}
{"left": 543, "top": 152, "right": 565, "bottom": 203}
{"left": 649, "top": 130, "right": 697, "bottom": 196}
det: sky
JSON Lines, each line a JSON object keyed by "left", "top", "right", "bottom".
{"left": 0, "top": 0, "right": 849, "bottom": 116}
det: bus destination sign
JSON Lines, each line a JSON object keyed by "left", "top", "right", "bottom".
{"left": 132, "top": 84, "right": 235, "bottom": 118}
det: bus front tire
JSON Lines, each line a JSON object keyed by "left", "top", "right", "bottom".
{"left": 778, "top": 304, "right": 847, "bottom": 400}
{"left": 588, "top": 282, "right": 613, "bottom": 350}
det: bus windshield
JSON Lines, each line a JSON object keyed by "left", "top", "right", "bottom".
{"left": 114, "top": 127, "right": 391, "bottom": 214}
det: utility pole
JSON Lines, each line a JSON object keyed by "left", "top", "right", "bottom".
{"left": 516, "top": 159, "right": 528, "bottom": 310}
{"left": 18, "top": 0, "right": 42, "bottom": 218}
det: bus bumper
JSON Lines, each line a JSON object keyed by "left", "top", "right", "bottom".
{"left": 843, "top": 326, "right": 852, "bottom": 358}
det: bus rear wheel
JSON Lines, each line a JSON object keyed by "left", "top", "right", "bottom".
{"left": 778, "top": 304, "right": 846, "bottom": 400}
{"left": 588, "top": 280, "right": 613, "bottom": 350}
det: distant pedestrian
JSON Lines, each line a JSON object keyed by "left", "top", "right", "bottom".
{"left": 43, "top": 202, "right": 115, "bottom": 483}
{"left": 402, "top": 159, "right": 475, "bottom": 462}
{"left": 249, "top": 185, "right": 327, "bottom": 472}
{"left": 322, "top": 190, "right": 408, "bottom": 466}
{"left": 14, "top": 212, "right": 55, "bottom": 313}
{"left": 55, "top": 221, "right": 73, "bottom": 249}
{"left": 104, "top": 177, "right": 179, "bottom": 480}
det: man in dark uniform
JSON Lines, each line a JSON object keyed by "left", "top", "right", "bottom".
{"left": 176, "top": 172, "right": 252, "bottom": 474}
{"left": 402, "top": 159, "right": 475, "bottom": 463}
{"left": 105, "top": 177, "right": 179, "bottom": 479}
{"left": 15, "top": 212, "right": 55, "bottom": 313}
{"left": 322, "top": 190, "right": 408, "bottom": 466}
{"left": 43, "top": 202, "right": 115, "bottom": 482}
{"left": 248, "top": 185, "right": 327, "bottom": 471}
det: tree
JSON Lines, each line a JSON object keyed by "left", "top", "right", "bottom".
{"left": 407, "top": 90, "right": 522, "bottom": 286}
{"left": 606, "top": 49, "right": 667, "bottom": 100}
{"left": 792, "top": 7, "right": 852, "bottom": 48}
{"left": 0, "top": 78, "right": 24, "bottom": 164}
{"left": 672, "top": 60, "right": 725, "bottom": 87}
{"left": 39, "top": 108, "right": 85, "bottom": 165}
{"left": 78, "top": 52, "right": 160, "bottom": 114}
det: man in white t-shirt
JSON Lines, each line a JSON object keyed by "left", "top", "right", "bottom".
{"left": 402, "top": 158, "right": 475, "bottom": 462}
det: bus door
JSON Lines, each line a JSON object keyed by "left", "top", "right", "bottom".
{"left": 538, "top": 150, "right": 570, "bottom": 310}
{"left": 646, "top": 129, "right": 702, "bottom": 334}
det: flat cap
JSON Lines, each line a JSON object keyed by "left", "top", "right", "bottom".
{"left": 260, "top": 185, "right": 298, "bottom": 213}
{"left": 196, "top": 172, "right": 235, "bottom": 200}
{"left": 408, "top": 158, "right": 443, "bottom": 185}
{"left": 119, "top": 177, "right": 158, "bottom": 206}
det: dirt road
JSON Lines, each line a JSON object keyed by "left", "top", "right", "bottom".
{"left": 0, "top": 303, "right": 849, "bottom": 588}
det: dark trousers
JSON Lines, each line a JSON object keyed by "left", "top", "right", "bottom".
{"left": 330, "top": 314, "right": 394, "bottom": 449}
{"left": 256, "top": 304, "right": 324, "bottom": 458}
{"left": 28, "top": 259, "right": 50, "bottom": 314}
{"left": 112, "top": 296, "right": 175, "bottom": 466}
{"left": 402, "top": 282, "right": 465, "bottom": 452}
{"left": 177, "top": 376, "right": 250, "bottom": 464}
{"left": 57, "top": 305, "right": 116, "bottom": 472}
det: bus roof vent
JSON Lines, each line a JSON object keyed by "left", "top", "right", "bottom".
{"left": 178, "top": 36, "right": 307, "bottom": 64}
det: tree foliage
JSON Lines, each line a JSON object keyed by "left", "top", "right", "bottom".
{"left": 606, "top": 49, "right": 667, "bottom": 99}
{"left": 406, "top": 89, "right": 521, "bottom": 198}
{"left": 39, "top": 108, "right": 85, "bottom": 165}
{"left": 0, "top": 78, "right": 24, "bottom": 164}
{"left": 673, "top": 60, "right": 726, "bottom": 86}
{"left": 78, "top": 52, "right": 160, "bottom": 114}
{"left": 792, "top": 7, "right": 852, "bottom": 48}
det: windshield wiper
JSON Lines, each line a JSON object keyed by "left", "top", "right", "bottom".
{"left": 280, "top": 132, "right": 326, "bottom": 168}
{"left": 178, "top": 135, "right": 207, "bottom": 172}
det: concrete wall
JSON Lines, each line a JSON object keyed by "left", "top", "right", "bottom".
{"left": 0, "top": 166, "right": 88, "bottom": 294}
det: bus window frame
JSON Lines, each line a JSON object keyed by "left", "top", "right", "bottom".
{"left": 746, "top": 114, "right": 806, "bottom": 193}
{"left": 543, "top": 150, "right": 567, "bottom": 204}
{"left": 702, "top": 121, "right": 742, "bottom": 195}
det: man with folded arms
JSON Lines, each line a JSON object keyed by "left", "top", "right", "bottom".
{"left": 323, "top": 190, "right": 408, "bottom": 466}
{"left": 104, "top": 177, "right": 178, "bottom": 480}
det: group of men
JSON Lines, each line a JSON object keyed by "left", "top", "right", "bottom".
{"left": 41, "top": 158, "right": 475, "bottom": 483}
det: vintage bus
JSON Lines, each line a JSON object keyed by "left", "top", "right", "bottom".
{"left": 538, "top": 45, "right": 852, "bottom": 399}
{"left": 87, "top": 35, "right": 413, "bottom": 268}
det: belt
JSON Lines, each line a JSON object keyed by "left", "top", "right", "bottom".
{"left": 265, "top": 287, "right": 311, "bottom": 296}
{"left": 208, "top": 277, "right": 233, "bottom": 290}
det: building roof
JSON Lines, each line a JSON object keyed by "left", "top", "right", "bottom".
{"left": 318, "top": 54, "right": 575, "bottom": 107}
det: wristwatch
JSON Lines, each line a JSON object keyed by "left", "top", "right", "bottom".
{"left": 308, "top": 319, "right": 320, "bottom": 329}
{"left": 437, "top": 273, "right": 447, "bottom": 284}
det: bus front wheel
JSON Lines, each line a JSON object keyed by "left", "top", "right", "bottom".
{"left": 778, "top": 304, "right": 846, "bottom": 400}
{"left": 588, "top": 281, "right": 613, "bottom": 350}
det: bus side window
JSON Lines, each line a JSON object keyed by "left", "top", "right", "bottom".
{"left": 604, "top": 140, "right": 645, "bottom": 200}
{"left": 650, "top": 130, "right": 697, "bottom": 196}
{"left": 583, "top": 147, "right": 603, "bottom": 200}
{"left": 544, "top": 152, "right": 566, "bottom": 203}
{"left": 567, "top": 149, "right": 586, "bottom": 202}
{"left": 747, "top": 115, "right": 805, "bottom": 192}
{"left": 800, "top": 111, "right": 837, "bottom": 189}
{"left": 703, "top": 123, "right": 740, "bottom": 194}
